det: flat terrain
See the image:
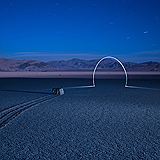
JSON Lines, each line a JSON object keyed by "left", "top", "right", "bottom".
{"left": 0, "top": 71, "right": 160, "bottom": 79}
{"left": 0, "top": 78, "right": 160, "bottom": 159}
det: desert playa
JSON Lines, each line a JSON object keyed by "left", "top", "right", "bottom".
{"left": 0, "top": 71, "right": 160, "bottom": 79}
{"left": 1, "top": 78, "right": 160, "bottom": 159}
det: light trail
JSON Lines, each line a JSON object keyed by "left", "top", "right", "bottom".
{"left": 64, "top": 56, "right": 127, "bottom": 89}
{"left": 125, "top": 85, "right": 160, "bottom": 91}
{"left": 92, "top": 56, "right": 128, "bottom": 87}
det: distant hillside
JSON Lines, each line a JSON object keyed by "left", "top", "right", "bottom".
{"left": 0, "top": 58, "right": 53, "bottom": 72}
{"left": 48, "top": 58, "right": 160, "bottom": 71}
{"left": 0, "top": 58, "right": 160, "bottom": 72}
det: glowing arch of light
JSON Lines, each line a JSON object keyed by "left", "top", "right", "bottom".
{"left": 64, "top": 56, "right": 128, "bottom": 89}
{"left": 92, "top": 56, "right": 128, "bottom": 87}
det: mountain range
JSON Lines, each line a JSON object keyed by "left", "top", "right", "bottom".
{"left": 0, "top": 58, "right": 160, "bottom": 72}
{"left": 0, "top": 58, "right": 53, "bottom": 72}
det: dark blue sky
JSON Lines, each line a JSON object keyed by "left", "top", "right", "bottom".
{"left": 0, "top": 0, "right": 160, "bottom": 62}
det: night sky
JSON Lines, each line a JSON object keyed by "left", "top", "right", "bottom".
{"left": 0, "top": 0, "right": 160, "bottom": 62}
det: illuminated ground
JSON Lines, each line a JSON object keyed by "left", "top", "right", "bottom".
{"left": 0, "top": 78, "right": 160, "bottom": 159}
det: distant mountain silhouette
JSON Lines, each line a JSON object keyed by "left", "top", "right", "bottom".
{"left": 48, "top": 58, "right": 160, "bottom": 71}
{"left": 0, "top": 58, "right": 160, "bottom": 72}
{"left": 0, "top": 58, "right": 53, "bottom": 71}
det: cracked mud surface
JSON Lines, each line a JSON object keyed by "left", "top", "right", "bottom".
{"left": 0, "top": 78, "right": 160, "bottom": 159}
